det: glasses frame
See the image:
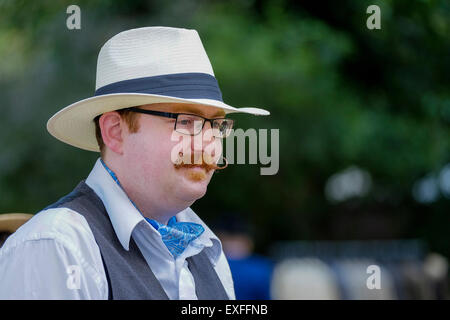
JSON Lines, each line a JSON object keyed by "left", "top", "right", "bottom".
{"left": 126, "top": 107, "right": 234, "bottom": 138}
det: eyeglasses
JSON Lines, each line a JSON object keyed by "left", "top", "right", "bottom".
{"left": 126, "top": 107, "right": 234, "bottom": 138}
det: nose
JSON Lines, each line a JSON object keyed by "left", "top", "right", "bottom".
{"left": 191, "top": 120, "right": 212, "bottom": 150}
{"left": 190, "top": 120, "right": 221, "bottom": 158}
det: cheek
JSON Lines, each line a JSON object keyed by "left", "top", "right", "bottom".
{"left": 123, "top": 125, "right": 178, "bottom": 176}
{"left": 214, "top": 139, "right": 223, "bottom": 157}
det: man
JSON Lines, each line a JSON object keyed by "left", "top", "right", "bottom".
{"left": 0, "top": 26, "right": 269, "bottom": 299}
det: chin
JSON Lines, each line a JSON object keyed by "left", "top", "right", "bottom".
{"left": 176, "top": 167, "right": 212, "bottom": 201}
{"left": 175, "top": 183, "right": 208, "bottom": 204}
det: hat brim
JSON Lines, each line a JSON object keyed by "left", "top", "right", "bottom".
{"left": 0, "top": 213, "right": 33, "bottom": 233}
{"left": 47, "top": 93, "right": 270, "bottom": 152}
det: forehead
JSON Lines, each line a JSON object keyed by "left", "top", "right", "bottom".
{"left": 139, "top": 103, "right": 226, "bottom": 118}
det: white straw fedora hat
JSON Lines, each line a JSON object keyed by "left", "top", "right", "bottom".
{"left": 47, "top": 26, "right": 270, "bottom": 152}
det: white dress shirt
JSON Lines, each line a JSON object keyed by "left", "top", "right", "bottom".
{"left": 0, "top": 158, "right": 235, "bottom": 300}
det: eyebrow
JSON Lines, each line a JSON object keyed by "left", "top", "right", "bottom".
{"left": 173, "top": 105, "right": 226, "bottom": 118}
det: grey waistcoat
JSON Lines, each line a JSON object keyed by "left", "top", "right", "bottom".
{"left": 45, "top": 180, "right": 229, "bottom": 300}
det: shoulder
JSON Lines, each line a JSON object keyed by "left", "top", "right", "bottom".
{"left": 2, "top": 208, "right": 93, "bottom": 250}
{"left": 0, "top": 207, "right": 107, "bottom": 299}
{"left": 0, "top": 207, "right": 100, "bottom": 267}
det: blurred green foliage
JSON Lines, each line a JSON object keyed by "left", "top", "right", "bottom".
{"left": 0, "top": 0, "right": 449, "bottom": 257}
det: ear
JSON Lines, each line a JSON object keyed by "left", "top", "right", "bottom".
{"left": 99, "top": 111, "right": 125, "bottom": 155}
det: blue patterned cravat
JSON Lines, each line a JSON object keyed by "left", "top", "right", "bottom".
{"left": 100, "top": 159, "right": 205, "bottom": 258}
{"left": 145, "top": 216, "right": 204, "bottom": 258}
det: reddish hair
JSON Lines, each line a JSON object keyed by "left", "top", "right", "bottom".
{"left": 94, "top": 108, "right": 140, "bottom": 156}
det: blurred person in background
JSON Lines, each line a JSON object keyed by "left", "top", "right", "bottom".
{"left": 214, "top": 213, "right": 274, "bottom": 300}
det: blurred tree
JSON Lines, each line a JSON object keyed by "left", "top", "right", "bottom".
{"left": 0, "top": 0, "right": 449, "bottom": 258}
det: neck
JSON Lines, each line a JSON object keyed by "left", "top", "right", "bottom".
{"left": 124, "top": 189, "right": 191, "bottom": 225}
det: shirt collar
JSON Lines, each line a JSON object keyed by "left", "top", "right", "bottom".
{"left": 177, "top": 207, "right": 223, "bottom": 265}
{"left": 85, "top": 158, "right": 223, "bottom": 263}
{"left": 86, "top": 158, "right": 144, "bottom": 251}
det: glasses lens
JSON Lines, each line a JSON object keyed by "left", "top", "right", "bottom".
{"left": 212, "top": 119, "right": 234, "bottom": 138}
{"left": 176, "top": 114, "right": 204, "bottom": 135}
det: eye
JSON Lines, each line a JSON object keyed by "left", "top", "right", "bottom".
{"left": 214, "top": 120, "right": 229, "bottom": 130}
{"left": 179, "top": 119, "right": 193, "bottom": 126}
